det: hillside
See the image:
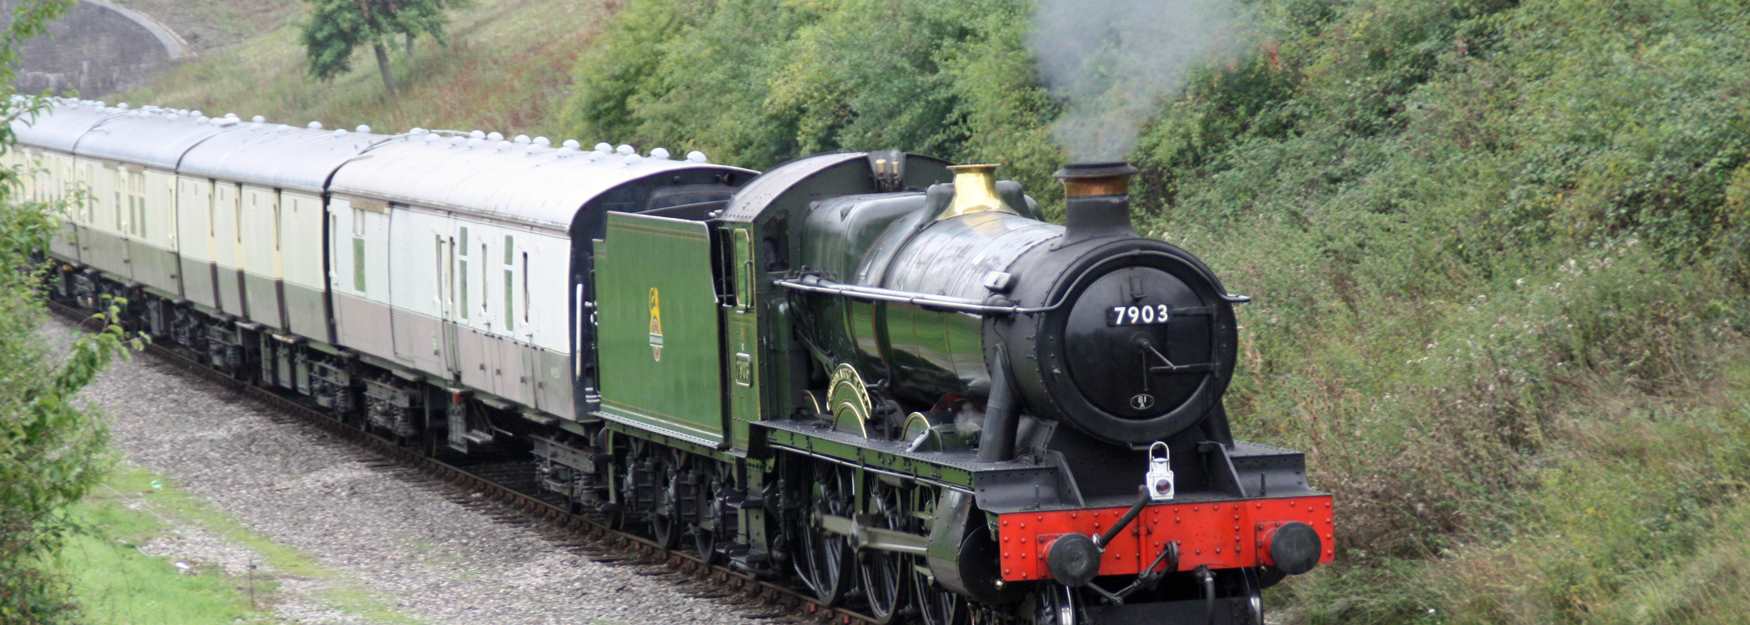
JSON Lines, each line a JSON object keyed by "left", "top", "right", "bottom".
{"left": 118, "top": 0, "right": 609, "bottom": 139}
{"left": 118, "top": 1, "right": 1750, "bottom": 624}
{"left": 565, "top": 3, "right": 1750, "bottom": 623}
{"left": 112, "top": 0, "right": 297, "bottom": 52}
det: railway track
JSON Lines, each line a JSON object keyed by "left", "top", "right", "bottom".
{"left": 52, "top": 302, "right": 880, "bottom": 625}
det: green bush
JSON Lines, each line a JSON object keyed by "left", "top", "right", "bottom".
{"left": 1, "top": 3, "right": 142, "bottom": 623}
{"left": 557, "top": 0, "right": 1750, "bottom": 623}
{"left": 1134, "top": 0, "right": 1750, "bottom": 622}
{"left": 560, "top": 0, "right": 1063, "bottom": 205}
{"left": 0, "top": 164, "right": 136, "bottom": 624}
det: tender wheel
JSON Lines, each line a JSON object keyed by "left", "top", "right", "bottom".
{"left": 795, "top": 462, "right": 855, "bottom": 605}
{"left": 603, "top": 477, "right": 628, "bottom": 531}
{"left": 650, "top": 451, "right": 682, "bottom": 549}
{"left": 859, "top": 479, "right": 911, "bottom": 623}
{"left": 911, "top": 486, "right": 968, "bottom": 625}
{"left": 611, "top": 437, "right": 650, "bottom": 531}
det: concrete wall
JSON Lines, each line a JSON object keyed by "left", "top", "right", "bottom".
{"left": 6, "top": 0, "right": 187, "bottom": 97}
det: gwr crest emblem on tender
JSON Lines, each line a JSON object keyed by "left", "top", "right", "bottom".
{"left": 647, "top": 287, "right": 664, "bottom": 362}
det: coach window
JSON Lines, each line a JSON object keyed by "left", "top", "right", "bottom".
{"left": 521, "top": 251, "right": 530, "bottom": 326}
{"left": 457, "top": 227, "right": 469, "bottom": 320}
{"left": 111, "top": 165, "right": 121, "bottom": 234}
{"left": 129, "top": 171, "right": 145, "bottom": 237}
{"left": 352, "top": 209, "right": 366, "bottom": 293}
{"left": 503, "top": 235, "right": 515, "bottom": 331}
{"left": 273, "top": 197, "right": 282, "bottom": 251}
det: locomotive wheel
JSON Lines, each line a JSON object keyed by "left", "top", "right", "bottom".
{"left": 859, "top": 479, "right": 911, "bottom": 623}
{"left": 911, "top": 487, "right": 968, "bottom": 625}
{"left": 797, "top": 462, "right": 855, "bottom": 604}
{"left": 913, "top": 568, "right": 969, "bottom": 625}
{"left": 650, "top": 452, "right": 682, "bottom": 549}
{"left": 1036, "top": 585, "right": 1082, "bottom": 625}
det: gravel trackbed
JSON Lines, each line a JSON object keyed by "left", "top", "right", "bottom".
{"left": 56, "top": 321, "right": 758, "bottom": 625}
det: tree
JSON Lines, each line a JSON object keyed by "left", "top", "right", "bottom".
{"left": 300, "top": 0, "right": 468, "bottom": 99}
{"left": 1, "top": 1, "right": 143, "bottom": 622}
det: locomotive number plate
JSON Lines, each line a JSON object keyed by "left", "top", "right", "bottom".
{"left": 1108, "top": 304, "right": 1171, "bottom": 326}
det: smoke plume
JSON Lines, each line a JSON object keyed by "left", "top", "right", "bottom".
{"left": 1030, "top": 0, "right": 1253, "bottom": 162}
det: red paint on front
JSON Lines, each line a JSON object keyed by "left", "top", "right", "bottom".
{"left": 996, "top": 495, "right": 1335, "bottom": 582}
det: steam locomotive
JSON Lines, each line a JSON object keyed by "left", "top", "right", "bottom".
{"left": 11, "top": 97, "right": 1332, "bottom": 625}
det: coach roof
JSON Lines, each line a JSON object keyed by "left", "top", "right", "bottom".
{"left": 10, "top": 99, "right": 125, "bottom": 154}
{"left": 328, "top": 133, "right": 754, "bottom": 231}
{"left": 178, "top": 122, "right": 386, "bottom": 194}
{"left": 73, "top": 108, "right": 226, "bottom": 170}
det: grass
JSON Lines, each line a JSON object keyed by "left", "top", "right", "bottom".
{"left": 55, "top": 486, "right": 261, "bottom": 624}
{"left": 51, "top": 464, "right": 421, "bottom": 625}
{"left": 1455, "top": 356, "right": 1750, "bottom": 625}
{"left": 1284, "top": 346, "right": 1750, "bottom": 624}
{"left": 322, "top": 587, "right": 423, "bottom": 625}
{"left": 118, "top": 0, "right": 612, "bottom": 140}
{"left": 53, "top": 467, "right": 269, "bottom": 625}
{"left": 111, "top": 0, "right": 300, "bottom": 52}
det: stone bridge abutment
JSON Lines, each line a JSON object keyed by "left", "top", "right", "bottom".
{"left": 6, "top": 0, "right": 187, "bottom": 97}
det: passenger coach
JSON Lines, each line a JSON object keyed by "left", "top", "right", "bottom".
{"left": 9, "top": 98, "right": 755, "bottom": 451}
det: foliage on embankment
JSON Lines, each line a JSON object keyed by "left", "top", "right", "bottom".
{"left": 112, "top": 0, "right": 1750, "bottom": 621}
{"left": 4, "top": 3, "right": 138, "bottom": 623}
{"left": 564, "top": 1, "right": 1750, "bottom": 623}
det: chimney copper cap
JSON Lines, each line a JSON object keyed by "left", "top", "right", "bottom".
{"left": 1055, "top": 161, "right": 1138, "bottom": 198}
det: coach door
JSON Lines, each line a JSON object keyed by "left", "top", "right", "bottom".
{"left": 436, "top": 232, "right": 461, "bottom": 377}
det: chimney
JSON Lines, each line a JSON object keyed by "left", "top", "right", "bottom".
{"left": 1055, "top": 161, "right": 1138, "bottom": 243}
